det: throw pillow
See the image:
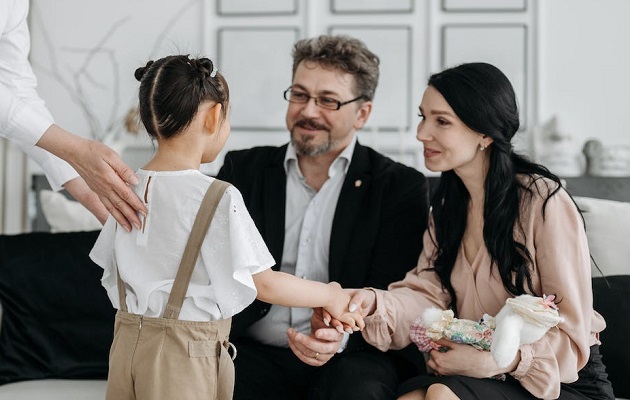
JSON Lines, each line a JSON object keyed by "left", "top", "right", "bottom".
{"left": 39, "top": 190, "right": 103, "bottom": 233}
{"left": 592, "top": 275, "right": 630, "bottom": 399}
{"left": 573, "top": 196, "right": 630, "bottom": 276}
{"left": 0, "top": 231, "right": 114, "bottom": 385}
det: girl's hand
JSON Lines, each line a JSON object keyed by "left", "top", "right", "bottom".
{"left": 323, "top": 282, "right": 365, "bottom": 333}
{"left": 427, "top": 338, "right": 519, "bottom": 378}
{"left": 322, "top": 288, "right": 377, "bottom": 333}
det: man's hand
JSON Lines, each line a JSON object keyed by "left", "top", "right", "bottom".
{"left": 38, "top": 125, "right": 146, "bottom": 232}
{"left": 287, "top": 308, "right": 344, "bottom": 367}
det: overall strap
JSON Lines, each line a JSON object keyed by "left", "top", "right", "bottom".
{"left": 163, "top": 179, "right": 231, "bottom": 319}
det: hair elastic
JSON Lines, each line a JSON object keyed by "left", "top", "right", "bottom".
{"left": 210, "top": 66, "right": 218, "bottom": 78}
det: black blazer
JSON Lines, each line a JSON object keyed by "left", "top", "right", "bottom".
{"left": 217, "top": 142, "right": 430, "bottom": 351}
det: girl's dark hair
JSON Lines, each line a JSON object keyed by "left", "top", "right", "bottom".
{"left": 427, "top": 62, "right": 563, "bottom": 314}
{"left": 134, "top": 55, "right": 229, "bottom": 140}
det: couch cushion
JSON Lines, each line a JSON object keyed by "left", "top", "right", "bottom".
{"left": 574, "top": 196, "right": 630, "bottom": 276}
{"left": 0, "top": 231, "right": 114, "bottom": 385}
{"left": 592, "top": 275, "right": 630, "bottom": 399}
{"left": 39, "top": 190, "right": 102, "bottom": 233}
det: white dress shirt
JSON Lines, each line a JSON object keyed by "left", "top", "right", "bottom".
{"left": 90, "top": 170, "right": 275, "bottom": 321}
{"left": 246, "top": 136, "right": 357, "bottom": 347}
{"left": 0, "top": 0, "right": 77, "bottom": 190}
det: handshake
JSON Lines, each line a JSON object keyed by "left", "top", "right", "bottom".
{"left": 286, "top": 286, "right": 377, "bottom": 366}
{"left": 320, "top": 282, "right": 366, "bottom": 334}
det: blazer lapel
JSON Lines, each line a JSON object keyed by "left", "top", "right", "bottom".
{"left": 329, "top": 143, "right": 370, "bottom": 282}
{"left": 262, "top": 149, "right": 287, "bottom": 270}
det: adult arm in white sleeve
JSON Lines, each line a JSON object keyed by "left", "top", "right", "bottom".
{"left": 0, "top": 0, "right": 144, "bottom": 228}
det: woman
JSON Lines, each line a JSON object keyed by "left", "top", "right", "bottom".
{"left": 346, "top": 63, "right": 614, "bottom": 400}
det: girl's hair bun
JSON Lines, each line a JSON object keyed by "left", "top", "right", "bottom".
{"left": 196, "top": 58, "right": 214, "bottom": 79}
{"left": 134, "top": 60, "right": 155, "bottom": 81}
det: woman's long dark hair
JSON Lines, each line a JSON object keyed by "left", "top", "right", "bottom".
{"left": 428, "top": 63, "right": 562, "bottom": 314}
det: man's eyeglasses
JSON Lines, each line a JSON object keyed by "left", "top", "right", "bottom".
{"left": 283, "top": 87, "right": 366, "bottom": 111}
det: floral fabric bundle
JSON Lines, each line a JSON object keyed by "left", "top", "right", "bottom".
{"left": 409, "top": 309, "right": 495, "bottom": 353}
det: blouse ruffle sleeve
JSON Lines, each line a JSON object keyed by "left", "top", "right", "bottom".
{"left": 88, "top": 216, "right": 119, "bottom": 308}
{"left": 363, "top": 219, "right": 450, "bottom": 351}
{"left": 200, "top": 185, "right": 275, "bottom": 319}
{"left": 511, "top": 331, "right": 562, "bottom": 398}
{"left": 509, "top": 183, "right": 604, "bottom": 399}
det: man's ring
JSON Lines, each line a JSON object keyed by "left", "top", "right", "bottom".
{"left": 314, "top": 352, "right": 320, "bottom": 360}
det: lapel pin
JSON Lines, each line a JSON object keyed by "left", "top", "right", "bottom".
{"left": 354, "top": 180, "right": 362, "bottom": 187}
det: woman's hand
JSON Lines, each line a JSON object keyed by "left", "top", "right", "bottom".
{"left": 63, "top": 176, "right": 109, "bottom": 224}
{"left": 322, "top": 288, "right": 377, "bottom": 332}
{"left": 347, "top": 288, "right": 377, "bottom": 317}
{"left": 38, "top": 125, "right": 146, "bottom": 232}
{"left": 323, "top": 282, "right": 365, "bottom": 332}
{"left": 69, "top": 139, "right": 146, "bottom": 232}
{"left": 427, "top": 338, "right": 519, "bottom": 378}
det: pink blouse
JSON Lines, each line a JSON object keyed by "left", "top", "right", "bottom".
{"left": 362, "top": 177, "right": 606, "bottom": 399}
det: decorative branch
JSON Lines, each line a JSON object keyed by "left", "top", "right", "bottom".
{"left": 30, "top": 0, "right": 201, "bottom": 142}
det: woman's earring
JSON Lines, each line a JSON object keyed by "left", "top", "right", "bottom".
{"left": 479, "top": 144, "right": 486, "bottom": 151}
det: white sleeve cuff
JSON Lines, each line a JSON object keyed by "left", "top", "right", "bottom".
{"left": 336, "top": 332, "right": 350, "bottom": 353}
{"left": 1, "top": 96, "right": 54, "bottom": 148}
{"left": 17, "top": 141, "right": 78, "bottom": 191}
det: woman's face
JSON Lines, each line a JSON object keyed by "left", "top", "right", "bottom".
{"left": 416, "top": 86, "right": 490, "bottom": 176}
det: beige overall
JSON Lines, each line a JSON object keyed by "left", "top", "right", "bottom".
{"left": 106, "top": 180, "right": 236, "bottom": 400}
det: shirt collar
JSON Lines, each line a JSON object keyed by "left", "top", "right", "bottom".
{"left": 284, "top": 134, "right": 357, "bottom": 178}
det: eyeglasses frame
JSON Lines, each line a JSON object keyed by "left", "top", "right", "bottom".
{"left": 283, "top": 87, "right": 367, "bottom": 111}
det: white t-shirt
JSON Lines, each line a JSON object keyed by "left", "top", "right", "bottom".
{"left": 89, "top": 169, "right": 275, "bottom": 321}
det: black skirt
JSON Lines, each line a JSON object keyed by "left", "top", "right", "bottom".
{"left": 397, "top": 346, "right": 615, "bottom": 400}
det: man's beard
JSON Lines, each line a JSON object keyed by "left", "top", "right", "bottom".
{"left": 290, "top": 119, "right": 338, "bottom": 157}
{"left": 291, "top": 134, "right": 337, "bottom": 157}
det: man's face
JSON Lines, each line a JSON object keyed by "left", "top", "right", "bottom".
{"left": 286, "top": 61, "right": 372, "bottom": 157}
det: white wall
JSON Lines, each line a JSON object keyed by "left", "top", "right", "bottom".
{"left": 26, "top": 0, "right": 630, "bottom": 159}
{"left": 537, "top": 0, "right": 630, "bottom": 153}
{"left": 4, "top": 0, "right": 630, "bottom": 233}
{"left": 29, "top": 0, "right": 204, "bottom": 144}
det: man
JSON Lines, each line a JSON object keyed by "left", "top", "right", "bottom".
{"left": 1, "top": 0, "right": 145, "bottom": 231}
{"left": 217, "top": 34, "right": 429, "bottom": 399}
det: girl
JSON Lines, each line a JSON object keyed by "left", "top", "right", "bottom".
{"left": 344, "top": 63, "right": 614, "bottom": 400}
{"left": 89, "top": 55, "right": 363, "bottom": 400}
